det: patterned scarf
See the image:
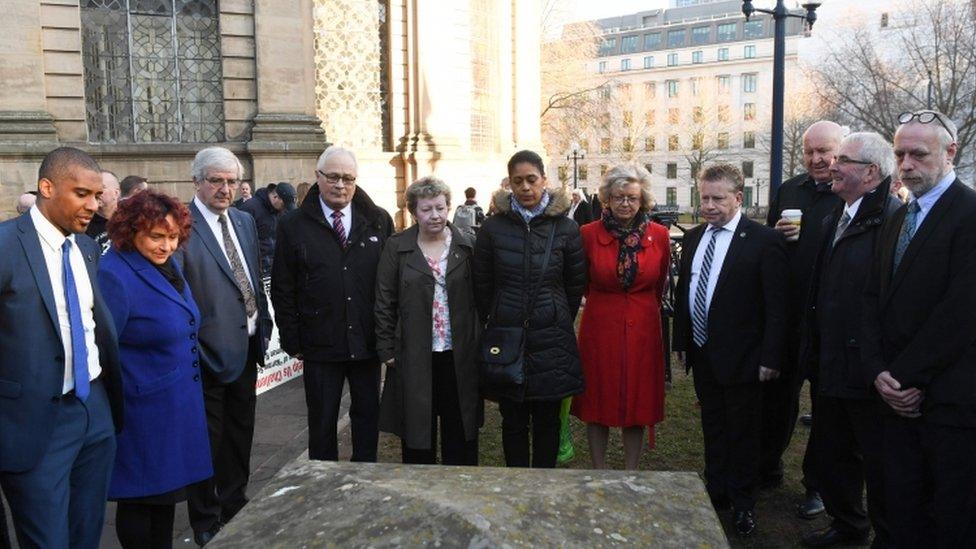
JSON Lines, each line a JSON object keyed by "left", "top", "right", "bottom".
{"left": 602, "top": 209, "right": 650, "bottom": 290}
{"left": 510, "top": 191, "right": 550, "bottom": 224}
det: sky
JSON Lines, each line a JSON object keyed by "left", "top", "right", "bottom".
{"left": 566, "top": 0, "right": 894, "bottom": 25}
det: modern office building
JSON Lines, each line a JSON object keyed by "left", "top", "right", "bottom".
{"left": 547, "top": 0, "right": 807, "bottom": 211}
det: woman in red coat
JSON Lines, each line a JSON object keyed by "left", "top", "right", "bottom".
{"left": 572, "top": 163, "right": 670, "bottom": 469}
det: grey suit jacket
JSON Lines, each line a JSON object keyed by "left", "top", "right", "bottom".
{"left": 177, "top": 202, "right": 270, "bottom": 384}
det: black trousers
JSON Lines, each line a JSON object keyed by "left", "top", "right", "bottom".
{"left": 303, "top": 358, "right": 380, "bottom": 462}
{"left": 401, "top": 351, "right": 478, "bottom": 466}
{"left": 0, "top": 489, "right": 9, "bottom": 549}
{"left": 692, "top": 345, "right": 762, "bottom": 512}
{"left": 498, "top": 398, "right": 561, "bottom": 468}
{"left": 187, "top": 335, "right": 259, "bottom": 534}
{"left": 115, "top": 502, "right": 175, "bottom": 549}
{"left": 883, "top": 415, "right": 976, "bottom": 549}
{"left": 812, "top": 394, "right": 888, "bottom": 544}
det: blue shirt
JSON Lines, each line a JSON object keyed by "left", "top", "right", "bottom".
{"left": 912, "top": 170, "right": 955, "bottom": 233}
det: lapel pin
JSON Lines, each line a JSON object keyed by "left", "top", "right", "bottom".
{"left": 369, "top": 236, "right": 379, "bottom": 242}
{"left": 739, "top": 231, "right": 747, "bottom": 238}
{"left": 360, "top": 242, "right": 365, "bottom": 248}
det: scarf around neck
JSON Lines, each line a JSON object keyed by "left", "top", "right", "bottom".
{"left": 601, "top": 209, "right": 650, "bottom": 290}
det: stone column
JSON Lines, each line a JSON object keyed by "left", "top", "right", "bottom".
{"left": 248, "top": 0, "right": 326, "bottom": 184}
{"left": 511, "top": 0, "right": 543, "bottom": 151}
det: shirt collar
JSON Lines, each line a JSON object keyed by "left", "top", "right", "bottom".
{"left": 193, "top": 195, "right": 227, "bottom": 225}
{"left": 913, "top": 170, "right": 955, "bottom": 212}
{"left": 709, "top": 209, "right": 742, "bottom": 233}
{"left": 844, "top": 196, "right": 864, "bottom": 220}
{"left": 30, "top": 205, "right": 74, "bottom": 253}
{"left": 319, "top": 196, "right": 352, "bottom": 221}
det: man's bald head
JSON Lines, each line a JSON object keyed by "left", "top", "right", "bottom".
{"left": 803, "top": 120, "right": 847, "bottom": 183}
{"left": 16, "top": 192, "right": 36, "bottom": 214}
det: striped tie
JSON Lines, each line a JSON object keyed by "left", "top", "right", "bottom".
{"left": 331, "top": 210, "right": 347, "bottom": 248}
{"left": 692, "top": 227, "right": 722, "bottom": 347}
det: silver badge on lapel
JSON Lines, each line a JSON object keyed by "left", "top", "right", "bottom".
{"left": 369, "top": 236, "right": 379, "bottom": 242}
{"left": 739, "top": 232, "right": 747, "bottom": 238}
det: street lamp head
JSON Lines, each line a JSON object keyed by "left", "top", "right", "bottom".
{"left": 742, "top": 0, "right": 755, "bottom": 20}
{"left": 801, "top": 2, "right": 822, "bottom": 29}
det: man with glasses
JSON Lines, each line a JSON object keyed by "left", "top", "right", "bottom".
{"left": 800, "top": 132, "right": 899, "bottom": 547}
{"left": 862, "top": 110, "right": 976, "bottom": 547}
{"left": 178, "top": 147, "right": 271, "bottom": 546}
{"left": 271, "top": 145, "right": 393, "bottom": 463}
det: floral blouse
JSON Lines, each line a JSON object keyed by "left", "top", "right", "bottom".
{"left": 425, "top": 231, "right": 453, "bottom": 352}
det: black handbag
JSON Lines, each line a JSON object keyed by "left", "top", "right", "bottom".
{"left": 479, "top": 223, "right": 556, "bottom": 389}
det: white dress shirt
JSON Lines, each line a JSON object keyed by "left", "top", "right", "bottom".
{"left": 193, "top": 196, "right": 258, "bottom": 336}
{"left": 843, "top": 196, "right": 864, "bottom": 221}
{"left": 688, "top": 209, "right": 742, "bottom": 316}
{"left": 912, "top": 170, "right": 955, "bottom": 231}
{"left": 30, "top": 206, "right": 102, "bottom": 393}
{"left": 319, "top": 196, "right": 353, "bottom": 238}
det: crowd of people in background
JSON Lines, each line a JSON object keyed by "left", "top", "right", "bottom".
{"left": 0, "top": 107, "right": 972, "bottom": 549}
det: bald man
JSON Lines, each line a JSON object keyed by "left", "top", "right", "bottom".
{"left": 761, "top": 120, "right": 846, "bottom": 516}
{"left": 15, "top": 192, "right": 37, "bottom": 215}
{"left": 86, "top": 170, "right": 120, "bottom": 251}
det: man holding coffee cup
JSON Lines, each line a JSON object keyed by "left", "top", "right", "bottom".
{"left": 760, "top": 120, "right": 846, "bottom": 518}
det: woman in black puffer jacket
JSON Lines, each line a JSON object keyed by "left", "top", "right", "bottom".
{"left": 473, "top": 150, "right": 587, "bottom": 468}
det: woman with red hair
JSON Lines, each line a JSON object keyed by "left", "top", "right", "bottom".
{"left": 97, "top": 190, "right": 212, "bottom": 548}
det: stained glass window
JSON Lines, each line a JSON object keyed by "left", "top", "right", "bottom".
{"left": 81, "top": 0, "right": 225, "bottom": 143}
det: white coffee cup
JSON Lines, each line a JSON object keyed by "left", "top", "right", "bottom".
{"left": 781, "top": 209, "right": 802, "bottom": 241}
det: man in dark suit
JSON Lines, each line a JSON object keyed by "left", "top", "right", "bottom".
{"left": 800, "top": 132, "right": 899, "bottom": 547}
{"left": 272, "top": 146, "right": 393, "bottom": 463}
{"left": 862, "top": 111, "right": 976, "bottom": 548}
{"left": 0, "top": 147, "right": 123, "bottom": 547}
{"left": 674, "top": 163, "right": 789, "bottom": 537}
{"left": 178, "top": 147, "right": 271, "bottom": 546}
{"left": 762, "top": 120, "right": 846, "bottom": 517}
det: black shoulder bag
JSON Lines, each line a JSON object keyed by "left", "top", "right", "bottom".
{"left": 479, "top": 223, "right": 557, "bottom": 389}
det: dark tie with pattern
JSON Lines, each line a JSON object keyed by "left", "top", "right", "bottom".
{"left": 61, "top": 239, "right": 90, "bottom": 401}
{"left": 893, "top": 201, "right": 920, "bottom": 272}
{"left": 692, "top": 227, "right": 722, "bottom": 347}
{"left": 331, "top": 210, "right": 348, "bottom": 248}
{"left": 218, "top": 213, "right": 257, "bottom": 317}
{"left": 833, "top": 211, "right": 851, "bottom": 247}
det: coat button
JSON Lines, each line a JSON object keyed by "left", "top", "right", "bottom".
{"left": 347, "top": 297, "right": 352, "bottom": 302}
{"left": 350, "top": 354, "right": 356, "bottom": 359}
{"left": 193, "top": 374, "right": 200, "bottom": 382}
{"left": 190, "top": 333, "right": 196, "bottom": 340}
{"left": 193, "top": 361, "right": 199, "bottom": 368}
{"left": 348, "top": 325, "right": 353, "bottom": 330}
{"left": 849, "top": 338, "right": 857, "bottom": 345}
{"left": 189, "top": 319, "right": 196, "bottom": 326}
{"left": 192, "top": 347, "right": 198, "bottom": 354}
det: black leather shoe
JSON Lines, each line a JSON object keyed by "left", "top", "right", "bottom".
{"left": 734, "top": 509, "right": 756, "bottom": 537}
{"left": 194, "top": 523, "right": 222, "bottom": 547}
{"left": 802, "top": 526, "right": 869, "bottom": 547}
{"left": 797, "top": 490, "right": 825, "bottom": 519}
{"left": 800, "top": 413, "right": 814, "bottom": 426}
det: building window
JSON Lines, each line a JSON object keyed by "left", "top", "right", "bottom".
{"left": 667, "top": 52, "right": 679, "bottom": 66}
{"left": 667, "top": 28, "right": 685, "bottom": 48}
{"left": 623, "top": 137, "right": 633, "bottom": 152}
{"left": 743, "top": 20, "right": 764, "bottom": 38}
{"left": 744, "top": 186, "right": 754, "bottom": 206}
{"left": 692, "top": 133, "right": 704, "bottom": 150}
{"left": 668, "top": 135, "right": 679, "bottom": 151}
{"left": 744, "top": 103, "right": 756, "bottom": 121}
{"left": 742, "top": 161, "right": 754, "bottom": 178}
{"left": 667, "top": 163, "right": 678, "bottom": 179}
{"left": 668, "top": 108, "right": 680, "bottom": 124}
{"left": 717, "top": 22, "right": 736, "bottom": 42}
{"left": 600, "top": 37, "right": 617, "bottom": 55}
{"left": 580, "top": 138, "right": 589, "bottom": 151}
{"left": 601, "top": 164, "right": 609, "bottom": 176}
{"left": 744, "top": 45, "right": 756, "bottom": 58}
{"left": 691, "top": 77, "right": 702, "bottom": 96}
{"left": 645, "top": 137, "right": 656, "bottom": 152}
{"left": 81, "top": 0, "right": 225, "bottom": 143}
{"left": 717, "top": 47, "right": 729, "bottom": 61}
{"left": 621, "top": 35, "right": 639, "bottom": 53}
{"left": 717, "top": 75, "right": 731, "bottom": 94}
{"left": 718, "top": 132, "right": 729, "bottom": 149}
{"left": 579, "top": 165, "right": 589, "bottom": 180}
{"left": 623, "top": 111, "right": 633, "bottom": 128}
{"left": 600, "top": 85, "right": 612, "bottom": 99}
{"left": 621, "top": 58, "right": 631, "bottom": 71}
{"left": 692, "top": 26, "right": 710, "bottom": 45}
{"left": 598, "top": 61, "right": 607, "bottom": 73}
{"left": 667, "top": 187, "right": 677, "bottom": 206}
{"left": 693, "top": 106, "right": 704, "bottom": 123}
{"left": 718, "top": 104, "right": 730, "bottom": 122}
{"left": 600, "top": 137, "right": 611, "bottom": 154}
{"left": 558, "top": 166, "right": 568, "bottom": 181}
{"left": 645, "top": 110, "right": 656, "bottom": 126}
{"left": 743, "top": 131, "right": 756, "bottom": 148}
{"left": 644, "top": 163, "right": 653, "bottom": 175}
{"left": 667, "top": 80, "right": 679, "bottom": 97}
{"left": 880, "top": 12, "right": 889, "bottom": 28}
{"left": 645, "top": 82, "right": 656, "bottom": 98}
{"left": 692, "top": 50, "right": 703, "bottom": 64}
{"left": 742, "top": 73, "right": 758, "bottom": 93}
{"left": 643, "top": 56, "right": 654, "bottom": 69}
{"left": 644, "top": 32, "right": 661, "bottom": 50}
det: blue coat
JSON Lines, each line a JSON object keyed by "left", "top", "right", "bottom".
{"left": 97, "top": 248, "right": 212, "bottom": 499}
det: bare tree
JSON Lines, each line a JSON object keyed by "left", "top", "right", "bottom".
{"left": 811, "top": 0, "right": 976, "bottom": 175}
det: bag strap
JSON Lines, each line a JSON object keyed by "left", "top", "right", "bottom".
{"left": 521, "top": 222, "right": 557, "bottom": 327}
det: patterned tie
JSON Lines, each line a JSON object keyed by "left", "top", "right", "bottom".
{"left": 61, "top": 239, "right": 90, "bottom": 401}
{"left": 893, "top": 201, "right": 920, "bottom": 272}
{"left": 833, "top": 211, "right": 851, "bottom": 247}
{"left": 331, "top": 210, "right": 348, "bottom": 248}
{"left": 692, "top": 227, "right": 722, "bottom": 347}
{"left": 218, "top": 214, "right": 257, "bottom": 317}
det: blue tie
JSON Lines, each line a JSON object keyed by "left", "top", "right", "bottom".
{"left": 62, "top": 239, "right": 90, "bottom": 401}
{"left": 692, "top": 227, "right": 722, "bottom": 347}
{"left": 893, "top": 201, "right": 920, "bottom": 272}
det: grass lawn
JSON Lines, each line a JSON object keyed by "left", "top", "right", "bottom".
{"left": 374, "top": 366, "right": 862, "bottom": 548}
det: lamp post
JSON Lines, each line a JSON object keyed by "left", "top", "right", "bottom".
{"left": 927, "top": 69, "right": 934, "bottom": 109}
{"left": 566, "top": 141, "right": 586, "bottom": 190}
{"left": 742, "top": 1, "right": 821, "bottom": 203}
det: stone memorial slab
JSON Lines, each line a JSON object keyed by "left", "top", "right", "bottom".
{"left": 210, "top": 459, "right": 728, "bottom": 548}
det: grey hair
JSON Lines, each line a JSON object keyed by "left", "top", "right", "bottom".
{"left": 191, "top": 147, "right": 243, "bottom": 182}
{"left": 904, "top": 109, "right": 958, "bottom": 149}
{"left": 843, "top": 132, "right": 895, "bottom": 180}
{"left": 405, "top": 176, "right": 451, "bottom": 214}
{"left": 316, "top": 145, "right": 358, "bottom": 172}
{"left": 802, "top": 120, "right": 849, "bottom": 145}
{"left": 598, "top": 163, "right": 655, "bottom": 211}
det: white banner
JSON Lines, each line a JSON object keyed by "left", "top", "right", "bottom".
{"left": 256, "top": 277, "right": 303, "bottom": 395}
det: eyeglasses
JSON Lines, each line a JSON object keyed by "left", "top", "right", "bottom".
{"left": 609, "top": 195, "right": 641, "bottom": 205}
{"left": 898, "top": 111, "right": 956, "bottom": 141}
{"left": 316, "top": 170, "right": 357, "bottom": 186}
{"left": 204, "top": 177, "right": 240, "bottom": 189}
{"left": 834, "top": 155, "right": 874, "bottom": 166}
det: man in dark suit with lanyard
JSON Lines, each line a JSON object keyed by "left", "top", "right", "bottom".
{"left": 862, "top": 110, "right": 976, "bottom": 548}
{"left": 178, "top": 147, "right": 271, "bottom": 546}
{"left": 0, "top": 147, "right": 123, "bottom": 547}
{"left": 674, "top": 163, "right": 789, "bottom": 537}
